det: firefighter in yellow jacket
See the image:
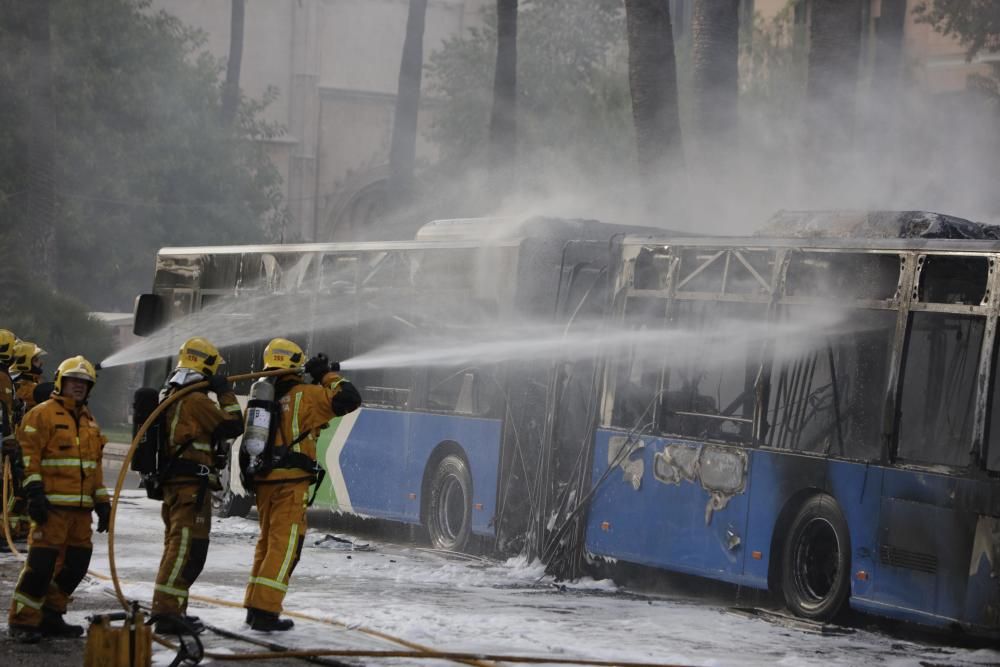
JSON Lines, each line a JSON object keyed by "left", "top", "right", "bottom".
{"left": 152, "top": 337, "right": 243, "bottom": 634}
{"left": 11, "top": 341, "right": 46, "bottom": 421}
{"left": 243, "top": 338, "right": 361, "bottom": 631}
{"left": 7, "top": 357, "right": 109, "bottom": 643}
{"left": 0, "top": 329, "right": 29, "bottom": 540}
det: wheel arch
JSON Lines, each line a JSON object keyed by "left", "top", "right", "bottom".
{"left": 419, "top": 440, "right": 469, "bottom": 525}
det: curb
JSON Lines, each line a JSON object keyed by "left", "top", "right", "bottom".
{"left": 103, "top": 442, "right": 131, "bottom": 461}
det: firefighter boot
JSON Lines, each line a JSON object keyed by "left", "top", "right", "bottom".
{"left": 40, "top": 608, "right": 84, "bottom": 638}
{"left": 248, "top": 608, "right": 294, "bottom": 632}
{"left": 154, "top": 613, "right": 205, "bottom": 635}
{"left": 8, "top": 624, "right": 43, "bottom": 644}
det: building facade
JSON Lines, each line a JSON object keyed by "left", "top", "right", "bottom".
{"left": 156, "top": 1, "right": 990, "bottom": 242}
{"left": 152, "top": 0, "right": 489, "bottom": 242}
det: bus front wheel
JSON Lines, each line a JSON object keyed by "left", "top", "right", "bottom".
{"left": 426, "top": 455, "right": 472, "bottom": 552}
{"left": 780, "top": 495, "right": 850, "bottom": 622}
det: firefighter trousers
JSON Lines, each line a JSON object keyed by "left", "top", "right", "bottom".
{"left": 152, "top": 483, "right": 212, "bottom": 616}
{"left": 244, "top": 479, "right": 309, "bottom": 614}
{"left": 8, "top": 507, "right": 93, "bottom": 627}
{"left": 6, "top": 493, "right": 29, "bottom": 540}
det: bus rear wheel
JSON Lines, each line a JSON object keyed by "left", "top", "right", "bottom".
{"left": 213, "top": 487, "right": 253, "bottom": 518}
{"left": 426, "top": 455, "right": 472, "bottom": 552}
{"left": 780, "top": 495, "right": 850, "bottom": 622}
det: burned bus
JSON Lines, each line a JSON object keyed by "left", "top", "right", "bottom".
{"left": 131, "top": 216, "right": 651, "bottom": 553}
{"left": 131, "top": 212, "right": 1000, "bottom": 638}
{"left": 574, "top": 226, "right": 1000, "bottom": 637}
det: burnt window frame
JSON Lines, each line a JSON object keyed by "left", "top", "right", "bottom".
{"left": 763, "top": 249, "right": 904, "bottom": 461}
{"left": 604, "top": 244, "right": 776, "bottom": 442}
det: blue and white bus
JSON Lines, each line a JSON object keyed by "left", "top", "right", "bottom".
{"left": 133, "top": 214, "right": 1000, "bottom": 638}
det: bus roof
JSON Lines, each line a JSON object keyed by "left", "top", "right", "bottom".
{"left": 158, "top": 216, "right": 668, "bottom": 257}
{"left": 157, "top": 238, "right": 524, "bottom": 256}
{"left": 621, "top": 235, "right": 1000, "bottom": 253}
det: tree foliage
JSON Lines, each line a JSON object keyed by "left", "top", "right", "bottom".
{"left": 0, "top": 0, "right": 286, "bottom": 311}
{"left": 914, "top": 0, "right": 1000, "bottom": 60}
{"left": 425, "top": 0, "right": 631, "bottom": 198}
{"left": 915, "top": 0, "right": 1000, "bottom": 104}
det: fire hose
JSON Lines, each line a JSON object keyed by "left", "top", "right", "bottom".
{"left": 3, "top": 371, "right": 694, "bottom": 667}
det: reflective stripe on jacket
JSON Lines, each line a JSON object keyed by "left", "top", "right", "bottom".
{"left": 17, "top": 394, "right": 108, "bottom": 508}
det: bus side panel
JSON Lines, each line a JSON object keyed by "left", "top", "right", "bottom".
{"left": 868, "top": 468, "right": 999, "bottom": 633}
{"left": 741, "top": 453, "right": 883, "bottom": 595}
{"left": 402, "top": 413, "right": 503, "bottom": 536}
{"left": 584, "top": 429, "right": 751, "bottom": 584}
{"left": 321, "top": 407, "right": 412, "bottom": 521}
{"left": 314, "top": 408, "right": 503, "bottom": 535}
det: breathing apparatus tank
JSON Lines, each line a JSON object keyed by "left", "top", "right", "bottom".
{"left": 241, "top": 377, "right": 275, "bottom": 473}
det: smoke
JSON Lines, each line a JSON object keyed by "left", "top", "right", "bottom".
{"left": 406, "top": 2, "right": 1000, "bottom": 241}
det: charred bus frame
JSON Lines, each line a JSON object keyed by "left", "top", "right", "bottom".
{"left": 574, "top": 235, "right": 1000, "bottom": 637}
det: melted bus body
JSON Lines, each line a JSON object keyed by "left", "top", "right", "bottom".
{"left": 133, "top": 221, "right": 1000, "bottom": 637}
{"left": 133, "top": 218, "right": 643, "bottom": 553}
{"left": 583, "top": 235, "right": 1000, "bottom": 636}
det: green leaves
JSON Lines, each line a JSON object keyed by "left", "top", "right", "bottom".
{"left": 424, "top": 0, "right": 632, "bottom": 191}
{"left": 0, "top": 0, "right": 286, "bottom": 310}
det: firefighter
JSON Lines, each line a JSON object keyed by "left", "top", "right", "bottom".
{"left": 243, "top": 338, "right": 361, "bottom": 631}
{"left": 0, "top": 329, "right": 30, "bottom": 541}
{"left": 11, "top": 340, "right": 46, "bottom": 421}
{"left": 7, "top": 338, "right": 43, "bottom": 541}
{"left": 7, "top": 356, "right": 109, "bottom": 643}
{"left": 151, "top": 337, "right": 243, "bottom": 634}
{"left": 0, "top": 330, "right": 15, "bottom": 436}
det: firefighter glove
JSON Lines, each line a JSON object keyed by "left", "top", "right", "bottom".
{"left": 25, "top": 481, "right": 49, "bottom": 525}
{"left": 304, "top": 354, "right": 331, "bottom": 382}
{"left": 95, "top": 502, "right": 111, "bottom": 533}
{"left": 207, "top": 373, "right": 231, "bottom": 395}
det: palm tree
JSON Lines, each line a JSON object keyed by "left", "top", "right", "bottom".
{"left": 388, "top": 0, "right": 428, "bottom": 208}
{"left": 689, "top": 0, "right": 741, "bottom": 154}
{"left": 25, "top": 0, "right": 55, "bottom": 283}
{"left": 624, "top": 0, "right": 684, "bottom": 213}
{"left": 221, "top": 0, "right": 245, "bottom": 126}
{"left": 488, "top": 0, "right": 518, "bottom": 200}
{"left": 806, "top": 0, "right": 864, "bottom": 179}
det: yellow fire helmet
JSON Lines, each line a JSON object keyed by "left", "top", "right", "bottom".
{"left": 0, "top": 329, "right": 16, "bottom": 363}
{"left": 176, "top": 337, "right": 224, "bottom": 376}
{"left": 263, "top": 338, "right": 305, "bottom": 371}
{"left": 11, "top": 341, "right": 46, "bottom": 374}
{"left": 54, "top": 355, "right": 97, "bottom": 394}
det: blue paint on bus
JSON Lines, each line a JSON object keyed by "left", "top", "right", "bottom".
{"left": 586, "top": 428, "right": 1000, "bottom": 635}
{"left": 339, "top": 408, "right": 503, "bottom": 535}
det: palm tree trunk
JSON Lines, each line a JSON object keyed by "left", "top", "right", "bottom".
{"left": 221, "top": 0, "right": 245, "bottom": 126}
{"left": 805, "top": 0, "right": 863, "bottom": 183}
{"left": 872, "top": 0, "right": 906, "bottom": 95}
{"left": 690, "top": 0, "right": 741, "bottom": 153}
{"left": 388, "top": 0, "right": 428, "bottom": 209}
{"left": 25, "top": 0, "right": 55, "bottom": 285}
{"left": 488, "top": 0, "right": 518, "bottom": 200}
{"left": 625, "top": 0, "right": 684, "bottom": 213}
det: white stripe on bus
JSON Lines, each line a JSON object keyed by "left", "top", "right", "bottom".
{"left": 324, "top": 409, "right": 361, "bottom": 513}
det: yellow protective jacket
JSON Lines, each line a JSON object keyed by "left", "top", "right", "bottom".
{"left": 0, "top": 369, "right": 13, "bottom": 439}
{"left": 14, "top": 371, "right": 40, "bottom": 417}
{"left": 256, "top": 371, "right": 361, "bottom": 484}
{"left": 162, "top": 387, "right": 243, "bottom": 487}
{"left": 18, "top": 394, "right": 109, "bottom": 509}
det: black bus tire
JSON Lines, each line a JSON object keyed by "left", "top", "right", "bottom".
{"left": 426, "top": 454, "right": 473, "bottom": 552}
{"left": 213, "top": 487, "right": 253, "bottom": 519}
{"left": 780, "top": 494, "right": 851, "bottom": 622}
